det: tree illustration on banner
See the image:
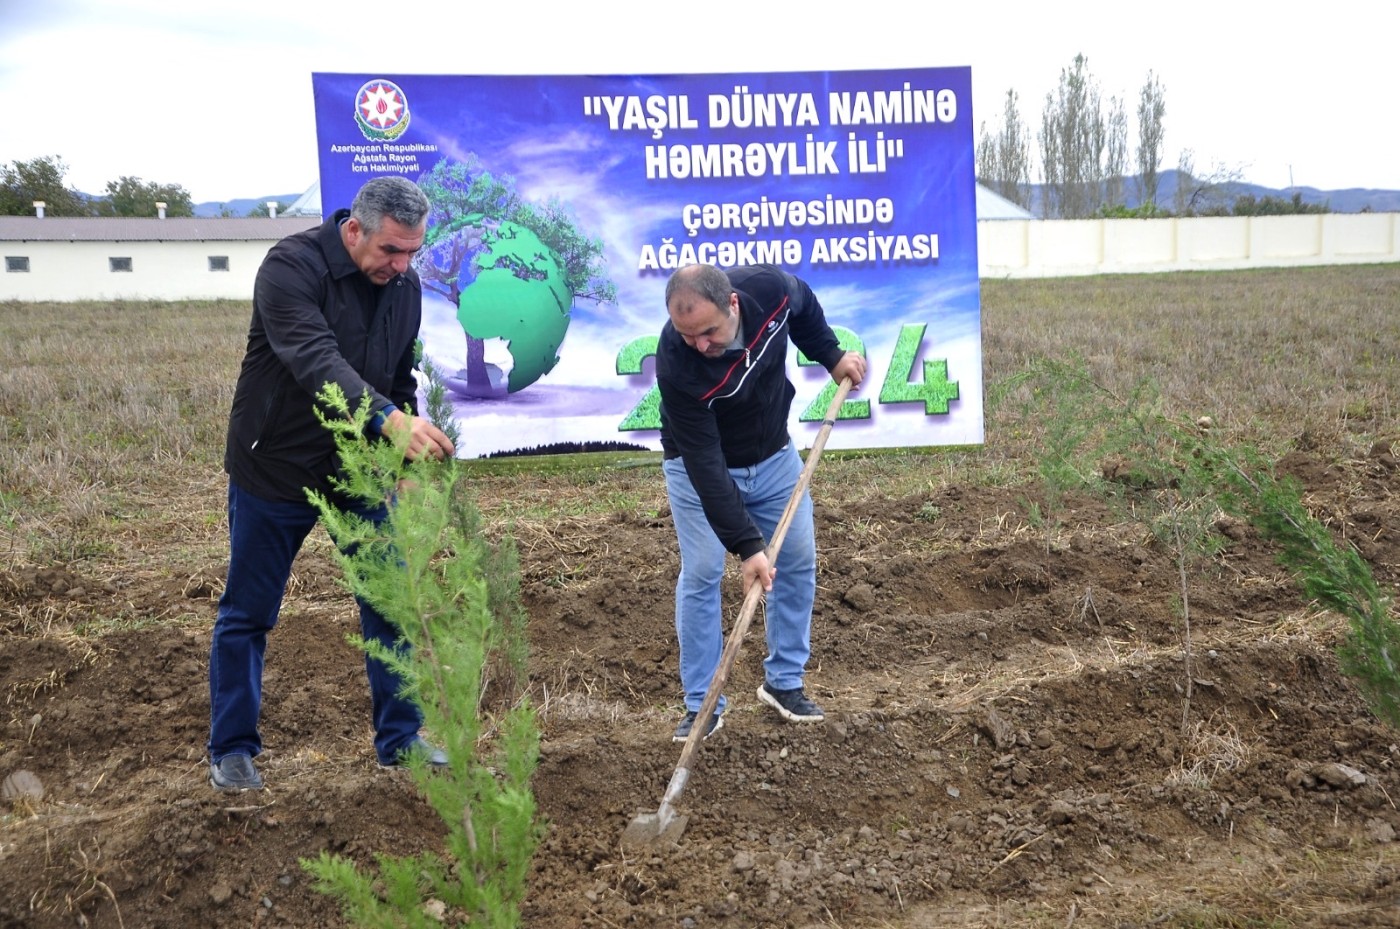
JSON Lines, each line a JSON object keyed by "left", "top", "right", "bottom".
{"left": 414, "top": 157, "right": 616, "bottom": 397}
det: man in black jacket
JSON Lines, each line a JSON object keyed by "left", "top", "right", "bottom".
{"left": 208, "top": 177, "right": 456, "bottom": 791}
{"left": 657, "top": 263, "right": 865, "bottom": 742}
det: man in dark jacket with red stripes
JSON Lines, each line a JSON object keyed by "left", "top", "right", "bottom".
{"left": 657, "top": 263, "right": 866, "bottom": 742}
{"left": 208, "top": 177, "right": 455, "bottom": 791}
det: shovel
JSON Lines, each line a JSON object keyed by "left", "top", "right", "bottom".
{"left": 622, "top": 377, "right": 854, "bottom": 848}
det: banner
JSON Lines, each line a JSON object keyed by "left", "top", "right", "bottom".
{"left": 311, "top": 68, "right": 982, "bottom": 457}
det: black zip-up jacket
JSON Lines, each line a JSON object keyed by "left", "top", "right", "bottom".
{"left": 224, "top": 209, "right": 422, "bottom": 504}
{"left": 657, "top": 265, "right": 846, "bottom": 560}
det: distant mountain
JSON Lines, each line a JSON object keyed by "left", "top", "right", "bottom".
{"left": 1292, "top": 186, "right": 1400, "bottom": 214}
{"left": 193, "top": 194, "right": 305, "bottom": 218}
{"left": 1005, "top": 170, "right": 1400, "bottom": 217}
{"left": 1146, "top": 171, "right": 1400, "bottom": 214}
{"left": 200, "top": 173, "right": 1400, "bottom": 221}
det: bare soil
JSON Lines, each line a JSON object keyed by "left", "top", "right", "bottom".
{"left": 2, "top": 437, "right": 1399, "bottom": 928}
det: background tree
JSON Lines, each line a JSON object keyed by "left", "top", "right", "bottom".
{"left": 247, "top": 200, "right": 289, "bottom": 217}
{"left": 1228, "top": 192, "right": 1329, "bottom": 216}
{"left": 1136, "top": 71, "right": 1167, "bottom": 209}
{"left": 975, "top": 89, "right": 1032, "bottom": 209}
{"left": 1173, "top": 150, "right": 1247, "bottom": 216}
{"left": 1039, "top": 54, "right": 1109, "bottom": 219}
{"left": 94, "top": 176, "right": 194, "bottom": 217}
{"left": 0, "top": 155, "right": 90, "bottom": 216}
{"left": 1173, "top": 149, "right": 1195, "bottom": 215}
{"left": 1104, "top": 95, "right": 1129, "bottom": 209}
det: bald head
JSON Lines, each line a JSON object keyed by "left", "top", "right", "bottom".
{"left": 665, "top": 264, "right": 733, "bottom": 316}
{"left": 665, "top": 264, "right": 740, "bottom": 358}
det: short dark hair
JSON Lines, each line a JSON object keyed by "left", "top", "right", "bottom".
{"left": 350, "top": 177, "right": 430, "bottom": 234}
{"left": 665, "top": 263, "right": 732, "bottom": 313}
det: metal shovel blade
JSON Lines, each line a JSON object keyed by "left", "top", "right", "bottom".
{"left": 621, "top": 802, "right": 689, "bottom": 848}
{"left": 622, "top": 766, "right": 693, "bottom": 848}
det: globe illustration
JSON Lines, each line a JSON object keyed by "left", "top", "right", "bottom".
{"left": 446, "top": 221, "right": 572, "bottom": 397}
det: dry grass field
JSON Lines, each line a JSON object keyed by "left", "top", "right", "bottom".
{"left": 1, "top": 263, "right": 1398, "bottom": 928}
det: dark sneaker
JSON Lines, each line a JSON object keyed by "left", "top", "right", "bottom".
{"left": 380, "top": 738, "right": 449, "bottom": 769}
{"left": 210, "top": 753, "right": 264, "bottom": 791}
{"left": 672, "top": 710, "right": 724, "bottom": 743}
{"left": 757, "top": 683, "right": 825, "bottom": 722}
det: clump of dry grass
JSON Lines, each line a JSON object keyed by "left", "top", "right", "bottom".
{"left": 1164, "top": 716, "right": 1255, "bottom": 789}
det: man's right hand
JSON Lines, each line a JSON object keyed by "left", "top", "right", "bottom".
{"left": 384, "top": 409, "right": 456, "bottom": 461}
{"left": 831, "top": 351, "right": 867, "bottom": 388}
{"left": 741, "top": 551, "right": 776, "bottom": 595}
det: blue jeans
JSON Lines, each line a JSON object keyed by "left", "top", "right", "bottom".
{"left": 663, "top": 443, "right": 817, "bottom": 711}
{"left": 207, "top": 481, "right": 423, "bottom": 766}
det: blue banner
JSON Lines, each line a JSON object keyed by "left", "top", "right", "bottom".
{"left": 311, "top": 69, "right": 982, "bottom": 457}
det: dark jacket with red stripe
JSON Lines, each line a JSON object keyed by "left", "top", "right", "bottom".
{"left": 657, "top": 265, "right": 846, "bottom": 560}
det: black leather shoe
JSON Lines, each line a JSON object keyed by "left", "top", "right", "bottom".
{"left": 210, "top": 753, "right": 264, "bottom": 791}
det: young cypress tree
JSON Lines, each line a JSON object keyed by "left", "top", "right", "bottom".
{"left": 300, "top": 384, "right": 540, "bottom": 929}
{"left": 1207, "top": 445, "right": 1400, "bottom": 729}
{"left": 998, "top": 357, "right": 1400, "bottom": 734}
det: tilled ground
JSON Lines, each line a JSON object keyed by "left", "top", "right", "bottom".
{"left": 2, "top": 444, "right": 1399, "bottom": 928}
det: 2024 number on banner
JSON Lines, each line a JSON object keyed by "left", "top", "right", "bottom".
{"left": 614, "top": 324, "right": 959, "bottom": 432}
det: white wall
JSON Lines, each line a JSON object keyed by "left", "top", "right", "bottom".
{"left": 3, "top": 213, "right": 1398, "bottom": 301}
{"left": 0, "top": 240, "right": 276, "bottom": 301}
{"left": 978, "top": 212, "right": 1400, "bottom": 278}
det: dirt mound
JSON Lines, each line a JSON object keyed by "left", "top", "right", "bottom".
{"left": 3, "top": 449, "right": 1400, "bottom": 928}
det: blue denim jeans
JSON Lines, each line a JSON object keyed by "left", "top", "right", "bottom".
{"left": 207, "top": 481, "right": 423, "bottom": 766}
{"left": 662, "top": 443, "right": 817, "bottom": 711}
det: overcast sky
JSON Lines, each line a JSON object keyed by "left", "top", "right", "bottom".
{"left": 3, "top": 0, "right": 1396, "bottom": 204}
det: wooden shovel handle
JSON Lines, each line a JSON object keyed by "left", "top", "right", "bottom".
{"left": 764, "top": 377, "right": 853, "bottom": 562}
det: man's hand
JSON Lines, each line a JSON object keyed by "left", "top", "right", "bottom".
{"left": 741, "top": 551, "right": 776, "bottom": 595}
{"left": 383, "top": 409, "right": 455, "bottom": 461}
{"left": 831, "top": 351, "right": 867, "bottom": 388}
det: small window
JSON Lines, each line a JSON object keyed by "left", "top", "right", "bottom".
{"left": 5, "top": 256, "right": 29, "bottom": 272}
{"left": 208, "top": 256, "right": 230, "bottom": 272}
{"left": 110, "top": 257, "right": 133, "bottom": 272}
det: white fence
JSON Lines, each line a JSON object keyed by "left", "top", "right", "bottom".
{"left": 2, "top": 213, "right": 1397, "bottom": 301}
{"left": 978, "top": 212, "right": 1400, "bottom": 278}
